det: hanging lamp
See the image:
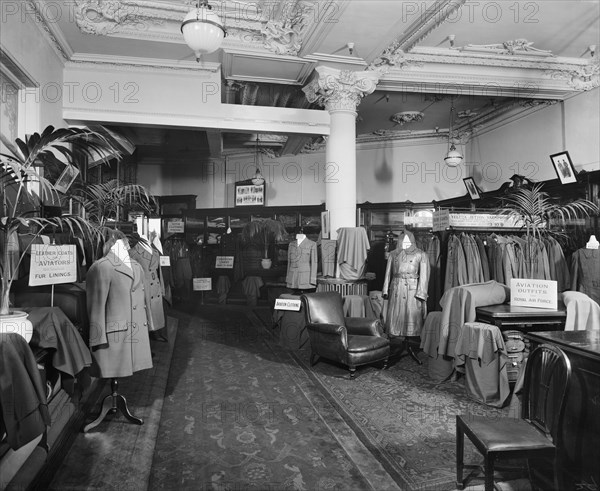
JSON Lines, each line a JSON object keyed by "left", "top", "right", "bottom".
{"left": 251, "top": 135, "right": 265, "bottom": 186}
{"left": 181, "top": 0, "right": 226, "bottom": 62}
{"left": 444, "top": 97, "right": 464, "bottom": 167}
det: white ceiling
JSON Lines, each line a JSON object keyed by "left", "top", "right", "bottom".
{"left": 33, "top": 0, "right": 600, "bottom": 164}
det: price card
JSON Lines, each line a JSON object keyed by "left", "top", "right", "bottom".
{"left": 193, "top": 278, "right": 212, "bottom": 291}
{"left": 215, "top": 256, "right": 234, "bottom": 269}
{"left": 160, "top": 256, "right": 171, "bottom": 266}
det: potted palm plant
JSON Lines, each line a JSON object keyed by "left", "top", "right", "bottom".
{"left": 501, "top": 183, "right": 599, "bottom": 277}
{"left": 241, "top": 218, "right": 288, "bottom": 269}
{"left": 0, "top": 125, "right": 122, "bottom": 338}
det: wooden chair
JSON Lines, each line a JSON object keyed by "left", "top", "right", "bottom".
{"left": 456, "top": 344, "right": 571, "bottom": 491}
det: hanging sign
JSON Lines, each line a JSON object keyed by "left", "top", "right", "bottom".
{"left": 29, "top": 244, "right": 77, "bottom": 286}
{"left": 432, "top": 210, "right": 450, "bottom": 232}
{"left": 510, "top": 279, "right": 558, "bottom": 310}
{"left": 167, "top": 219, "right": 185, "bottom": 234}
{"left": 274, "top": 298, "right": 302, "bottom": 311}
{"left": 160, "top": 256, "right": 171, "bottom": 267}
{"left": 449, "top": 213, "right": 522, "bottom": 228}
{"left": 193, "top": 278, "right": 212, "bottom": 291}
{"left": 215, "top": 256, "right": 234, "bottom": 269}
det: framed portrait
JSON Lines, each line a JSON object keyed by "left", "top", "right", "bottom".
{"left": 54, "top": 165, "right": 80, "bottom": 194}
{"left": 234, "top": 182, "right": 265, "bottom": 207}
{"left": 463, "top": 177, "right": 481, "bottom": 200}
{"left": 550, "top": 151, "right": 577, "bottom": 184}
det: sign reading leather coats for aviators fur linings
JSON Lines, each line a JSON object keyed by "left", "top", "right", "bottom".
{"left": 510, "top": 279, "right": 558, "bottom": 310}
{"left": 29, "top": 244, "right": 77, "bottom": 286}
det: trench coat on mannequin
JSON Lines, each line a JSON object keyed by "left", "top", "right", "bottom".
{"left": 86, "top": 251, "right": 154, "bottom": 378}
{"left": 382, "top": 231, "right": 430, "bottom": 337}
{"left": 129, "top": 242, "right": 166, "bottom": 331}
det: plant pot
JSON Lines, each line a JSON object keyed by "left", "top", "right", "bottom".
{"left": 261, "top": 258, "right": 272, "bottom": 270}
{"left": 0, "top": 310, "right": 34, "bottom": 343}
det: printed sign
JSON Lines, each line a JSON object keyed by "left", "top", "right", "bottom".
{"left": 193, "top": 277, "right": 212, "bottom": 291}
{"left": 160, "top": 255, "right": 171, "bottom": 267}
{"left": 510, "top": 279, "right": 558, "bottom": 310}
{"left": 274, "top": 298, "right": 302, "bottom": 311}
{"left": 215, "top": 256, "right": 234, "bottom": 269}
{"left": 432, "top": 210, "right": 450, "bottom": 232}
{"left": 167, "top": 219, "right": 185, "bottom": 234}
{"left": 29, "top": 244, "right": 77, "bottom": 286}
{"left": 449, "top": 213, "right": 523, "bottom": 229}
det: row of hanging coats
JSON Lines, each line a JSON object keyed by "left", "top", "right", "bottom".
{"left": 444, "top": 232, "right": 572, "bottom": 293}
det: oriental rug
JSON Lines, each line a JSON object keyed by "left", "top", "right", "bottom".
{"left": 147, "top": 305, "right": 398, "bottom": 491}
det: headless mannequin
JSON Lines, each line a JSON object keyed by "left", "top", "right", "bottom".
{"left": 296, "top": 233, "right": 306, "bottom": 245}
{"left": 84, "top": 236, "right": 144, "bottom": 432}
{"left": 111, "top": 238, "right": 132, "bottom": 268}
{"left": 287, "top": 228, "right": 317, "bottom": 294}
{"left": 586, "top": 235, "right": 599, "bottom": 249}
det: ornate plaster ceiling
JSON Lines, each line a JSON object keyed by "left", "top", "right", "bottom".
{"left": 25, "top": 0, "right": 600, "bottom": 163}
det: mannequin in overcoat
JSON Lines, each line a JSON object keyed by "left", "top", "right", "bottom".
{"left": 128, "top": 235, "right": 166, "bottom": 332}
{"left": 286, "top": 229, "right": 317, "bottom": 292}
{"left": 382, "top": 230, "right": 430, "bottom": 337}
{"left": 86, "top": 235, "right": 153, "bottom": 378}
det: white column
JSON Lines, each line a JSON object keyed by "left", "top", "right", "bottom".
{"left": 304, "top": 67, "right": 380, "bottom": 239}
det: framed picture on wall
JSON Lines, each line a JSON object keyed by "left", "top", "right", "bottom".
{"left": 234, "top": 182, "right": 265, "bottom": 207}
{"left": 463, "top": 177, "right": 481, "bottom": 200}
{"left": 550, "top": 151, "right": 577, "bottom": 184}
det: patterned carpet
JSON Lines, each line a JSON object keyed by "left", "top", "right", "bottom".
{"left": 254, "top": 307, "right": 524, "bottom": 491}
{"left": 148, "top": 305, "right": 399, "bottom": 491}
{"left": 49, "top": 317, "right": 178, "bottom": 491}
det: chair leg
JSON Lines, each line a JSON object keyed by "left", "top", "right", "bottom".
{"left": 382, "top": 357, "right": 389, "bottom": 370}
{"left": 484, "top": 454, "right": 495, "bottom": 491}
{"left": 349, "top": 366, "right": 356, "bottom": 379}
{"left": 456, "top": 419, "right": 464, "bottom": 490}
{"left": 310, "top": 353, "right": 319, "bottom": 366}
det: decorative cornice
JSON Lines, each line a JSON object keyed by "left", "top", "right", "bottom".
{"left": 546, "top": 56, "right": 600, "bottom": 91}
{"left": 303, "top": 66, "right": 380, "bottom": 112}
{"left": 457, "top": 39, "right": 554, "bottom": 57}
{"left": 367, "top": 0, "right": 465, "bottom": 72}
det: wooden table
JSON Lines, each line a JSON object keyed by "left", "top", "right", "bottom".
{"left": 525, "top": 330, "right": 600, "bottom": 490}
{"left": 475, "top": 303, "right": 566, "bottom": 332}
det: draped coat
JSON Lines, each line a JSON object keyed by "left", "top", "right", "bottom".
{"left": 382, "top": 231, "right": 430, "bottom": 337}
{"left": 86, "top": 252, "right": 153, "bottom": 378}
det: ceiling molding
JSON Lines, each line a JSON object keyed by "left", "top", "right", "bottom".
{"left": 68, "top": 54, "right": 221, "bottom": 73}
{"left": 27, "top": 0, "right": 73, "bottom": 61}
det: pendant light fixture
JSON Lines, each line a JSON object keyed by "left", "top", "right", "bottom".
{"left": 251, "top": 135, "right": 265, "bottom": 186}
{"left": 181, "top": 0, "right": 226, "bottom": 62}
{"left": 444, "top": 97, "right": 464, "bottom": 167}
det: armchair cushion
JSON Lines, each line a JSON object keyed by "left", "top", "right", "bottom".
{"left": 345, "top": 317, "right": 384, "bottom": 337}
{"left": 347, "top": 335, "right": 389, "bottom": 353}
{"left": 302, "top": 291, "right": 345, "bottom": 325}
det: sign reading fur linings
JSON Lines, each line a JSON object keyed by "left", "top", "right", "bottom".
{"left": 29, "top": 244, "right": 77, "bottom": 286}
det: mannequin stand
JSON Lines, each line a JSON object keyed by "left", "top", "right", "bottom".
{"left": 390, "top": 337, "right": 423, "bottom": 365}
{"left": 400, "top": 338, "right": 423, "bottom": 365}
{"left": 83, "top": 378, "right": 143, "bottom": 432}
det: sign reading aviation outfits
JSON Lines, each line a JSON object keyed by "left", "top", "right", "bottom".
{"left": 29, "top": 244, "right": 77, "bottom": 286}
{"left": 510, "top": 279, "right": 558, "bottom": 310}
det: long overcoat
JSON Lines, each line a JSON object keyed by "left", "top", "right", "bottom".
{"left": 129, "top": 243, "right": 165, "bottom": 330}
{"left": 86, "top": 252, "right": 153, "bottom": 378}
{"left": 382, "top": 231, "right": 430, "bottom": 337}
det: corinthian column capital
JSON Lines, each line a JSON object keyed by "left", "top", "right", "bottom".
{"left": 303, "top": 66, "right": 380, "bottom": 113}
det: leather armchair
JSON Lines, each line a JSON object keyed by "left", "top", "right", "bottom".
{"left": 301, "top": 291, "right": 390, "bottom": 378}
